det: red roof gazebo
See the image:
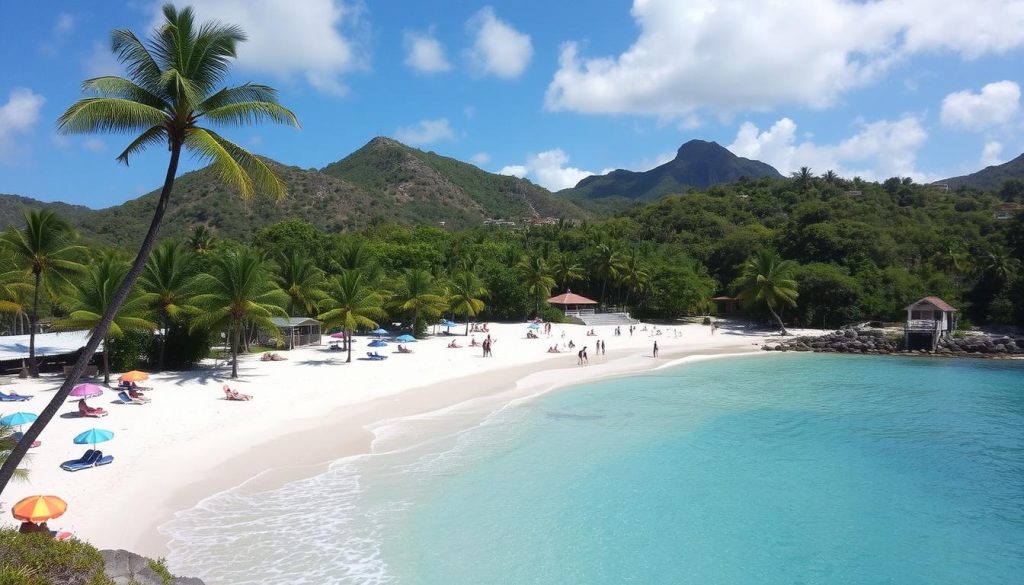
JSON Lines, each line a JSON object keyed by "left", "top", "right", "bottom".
{"left": 547, "top": 289, "right": 598, "bottom": 313}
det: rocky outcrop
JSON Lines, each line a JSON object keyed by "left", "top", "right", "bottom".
{"left": 101, "top": 550, "right": 205, "bottom": 585}
{"left": 762, "top": 328, "right": 1024, "bottom": 357}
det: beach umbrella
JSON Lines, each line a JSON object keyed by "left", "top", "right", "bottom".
{"left": 370, "top": 328, "right": 389, "bottom": 337}
{"left": 368, "top": 339, "right": 388, "bottom": 347}
{"left": 396, "top": 334, "right": 416, "bottom": 342}
{"left": 527, "top": 323, "right": 541, "bottom": 329}
{"left": 73, "top": 428, "right": 114, "bottom": 449}
{"left": 0, "top": 412, "right": 37, "bottom": 431}
{"left": 330, "top": 332, "right": 346, "bottom": 339}
{"left": 70, "top": 383, "right": 104, "bottom": 398}
{"left": 12, "top": 495, "right": 67, "bottom": 523}
{"left": 119, "top": 370, "right": 149, "bottom": 382}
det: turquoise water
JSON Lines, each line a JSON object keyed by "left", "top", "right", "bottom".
{"left": 164, "top": 355, "right": 1024, "bottom": 584}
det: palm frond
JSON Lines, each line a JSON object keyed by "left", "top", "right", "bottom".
{"left": 201, "top": 101, "right": 300, "bottom": 128}
{"left": 184, "top": 128, "right": 287, "bottom": 200}
{"left": 81, "top": 76, "right": 169, "bottom": 110}
{"left": 57, "top": 98, "right": 168, "bottom": 136}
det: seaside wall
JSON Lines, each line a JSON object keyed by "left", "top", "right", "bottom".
{"left": 763, "top": 328, "right": 1024, "bottom": 357}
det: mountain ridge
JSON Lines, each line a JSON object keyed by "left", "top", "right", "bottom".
{"left": 940, "top": 152, "right": 1024, "bottom": 192}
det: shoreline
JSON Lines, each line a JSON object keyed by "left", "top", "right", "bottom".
{"left": 0, "top": 322, "right": 782, "bottom": 559}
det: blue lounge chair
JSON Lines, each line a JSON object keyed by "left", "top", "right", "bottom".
{"left": 0, "top": 391, "right": 31, "bottom": 402}
{"left": 94, "top": 452, "right": 114, "bottom": 466}
{"left": 367, "top": 351, "right": 388, "bottom": 360}
{"left": 60, "top": 449, "right": 100, "bottom": 472}
{"left": 116, "top": 391, "right": 147, "bottom": 405}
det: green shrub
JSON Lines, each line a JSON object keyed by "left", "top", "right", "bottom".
{"left": 108, "top": 331, "right": 153, "bottom": 372}
{"left": 0, "top": 530, "right": 114, "bottom": 585}
{"left": 147, "top": 325, "right": 212, "bottom": 370}
{"left": 538, "top": 305, "right": 566, "bottom": 323}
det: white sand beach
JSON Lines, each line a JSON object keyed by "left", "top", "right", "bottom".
{"left": 0, "top": 321, "right": 791, "bottom": 557}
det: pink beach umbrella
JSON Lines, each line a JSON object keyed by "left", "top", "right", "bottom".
{"left": 330, "top": 332, "right": 346, "bottom": 339}
{"left": 69, "top": 383, "right": 104, "bottom": 399}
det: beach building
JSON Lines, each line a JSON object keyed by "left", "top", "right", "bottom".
{"left": 712, "top": 295, "right": 742, "bottom": 315}
{"left": 267, "top": 317, "right": 323, "bottom": 350}
{"left": 903, "top": 297, "right": 958, "bottom": 350}
{"left": 547, "top": 290, "right": 637, "bottom": 326}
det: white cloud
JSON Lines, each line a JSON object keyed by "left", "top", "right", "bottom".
{"left": 404, "top": 29, "right": 452, "bottom": 73}
{"left": 84, "top": 41, "right": 122, "bottom": 77}
{"left": 546, "top": 0, "right": 1024, "bottom": 117}
{"left": 465, "top": 7, "right": 532, "bottom": 79}
{"left": 41, "top": 12, "right": 76, "bottom": 55}
{"left": 727, "top": 115, "right": 929, "bottom": 181}
{"left": 500, "top": 149, "right": 594, "bottom": 191}
{"left": 0, "top": 88, "right": 45, "bottom": 164}
{"left": 471, "top": 152, "right": 491, "bottom": 165}
{"left": 980, "top": 141, "right": 1005, "bottom": 167}
{"left": 82, "top": 138, "right": 106, "bottom": 153}
{"left": 394, "top": 118, "right": 456, "bottom": 146}
{"left": 940, "top": 81, "right": 1021, "bottom": 130}
{"left": 154, "top": 0, "right": 366, "bottom": 95}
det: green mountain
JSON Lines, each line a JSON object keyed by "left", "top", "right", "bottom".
{"left": 940, "top": 152, "right": 1024, "bottom": 191}
{"left": 565, "top": 139, "right": 783, "bottom": 203}
{"left": 321, "top": 137, "right": 587, "bottom": 225}
{"left": 0, "top": 137, "right": 590, "bottom": 247}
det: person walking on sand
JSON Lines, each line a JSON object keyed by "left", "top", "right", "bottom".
{"left": 653, "top": 341, "right": 659, "bottom": 358}
{"left": 582, "top": 346, "right": 589, "bottom": 364}
{"left": 577, "top": 348, "right": 584, "bottom": 366}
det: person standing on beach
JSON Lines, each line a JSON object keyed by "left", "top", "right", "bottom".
{"left": 577, "top": 349, "right": 584, "bottom": 365}
{"left": 653, "top": 341, "right": 659, "bottom": 358}
{"left": 582, "top": 347, "right": 589, "bottom": 364}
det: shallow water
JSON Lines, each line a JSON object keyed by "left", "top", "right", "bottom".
{"left": 163, "top": 355, "right": 1024, "bottom": 584}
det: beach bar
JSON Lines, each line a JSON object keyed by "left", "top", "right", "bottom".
{"left": 268, "top": 317, "right": 323, "bottom": 350}
{"left": 904, "top": 296, "right": 958, "bottom": 350}
{"left": 547, "top": 290, "right": 598, "bottom": 318}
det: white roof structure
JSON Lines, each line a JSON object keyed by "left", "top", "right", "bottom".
{"left": 0, "top": 330, "right": 98, "bottom": 362}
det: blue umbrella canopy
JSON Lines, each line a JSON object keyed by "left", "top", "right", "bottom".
{"left": 370, "top": 328, "right": 389, "bottom": 336}
{"left": 368, "top": 339, "right": 388, "bottom": 347}
{"left": 442, "top": 320, "right": 457, "bottom": 328}
{"left": 1, "top": 412, "right": 37, "bottom": 428}
{"left": 527, "top": 323, "right": 541, "bottom": 329}
{"left": 396, "top": 334, "right": 416, "bottom": 342}
{"left": 73, "top": 428, "right": 114, "bottom": 448}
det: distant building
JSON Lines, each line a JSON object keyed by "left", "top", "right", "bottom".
{"left": 266, "top": 317, "right": 322, "bottom": 349}
{"left": 994, "top": 203, "right": 1023, "bottom": 220}
{"left": 904, "top": 297, "right": 957, "bottom": 350}
{"left": 711, "top": 296, "right": 742, "bottom": 314}
{"left": 930, "top": 183, "right": 950, "bottom": 192}
{"left": 483, "top": 218, "right": 517, "bottom": 228}
{"left": 843, "top": 190, "right": 862, "bottom": 197}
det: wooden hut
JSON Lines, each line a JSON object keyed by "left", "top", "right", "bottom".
{"left": 904, "top": 297, "right": 957, "bottom": 350}
{"left": 547, "top": 290, "right": 598, "bottom": 318}
{"left": 712, "top": 295, "right": 742, "bottom": 315}
{"left": 267, "top": 317, "right": 323, "bottom": 349}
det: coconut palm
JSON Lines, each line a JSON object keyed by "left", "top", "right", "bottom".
{"left": 981, "top": 246, "right": 1021, "bottom": 289}
{"left": 187, "top": 225, "right": 215, "bottom": 255}
{"left": 590, "top": 243, "right": 625, "bottom": 306}
{"left": 53, "top": 255, "right": 158, "bottom": 383}
{"left": 734, "top": 249, "right": 799, "bottom": 335}
{"left": 793, "top": 166, "right": 814, "bottom": 193}
{"left": 391, "top": 269, "right": 446, "bottom": 337}
{"left": 517, "top": 255, "right": 556, "bottom": 316}
{"left": 0, "top": 251, "right": 33, "bottom": 333}
{"left": 0, "top": 423, "right": 29, "bottom": 483}
{"left": 618, "top": 251, "right": 651, "bottom": 307}
{"left": 0, "top": 210, "right": 86, "bottom": 377}
{"left": 551, "top": 253, "right": 584, "bottom": 291}
{"left": 317, "top": 271, "right": 386, "bottom": 363}
{"left": 139, "top": 241, "right": 199, "bottom": 371}
{"left": 447, "top": 271, "right": 488, "bottom": 335}
{"left": 275, "top": 250, "right": 326, "bottom": 317}
{"left": 0, "top": 5, "right": 298, "bottom": 494}
{"left": 192, "top": 249, "right": 288, "bottom": 378}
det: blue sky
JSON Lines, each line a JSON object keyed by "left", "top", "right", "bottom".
{"left": 2, "top": 0, "right": 1024, "bottom": 208}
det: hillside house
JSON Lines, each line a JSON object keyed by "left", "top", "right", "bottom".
{"left": 994, "top": 203, "right": 1023, "bottom": 220}
{"left": 904, "top": 297, "right": 957, "bottom": 350}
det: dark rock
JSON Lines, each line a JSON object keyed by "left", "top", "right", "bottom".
{"left": 101, "top": 550, "right": 205, "bottom": 585}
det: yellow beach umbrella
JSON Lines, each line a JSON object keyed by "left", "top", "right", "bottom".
{"left": 119, "top": 370, "right": 150, "bottom": 382}
{"left": 12, "top": 495, "right": 67, "bottom": 523}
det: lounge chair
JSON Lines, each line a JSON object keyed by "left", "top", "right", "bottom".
{"left": 366, "top": 351, "right": 387, "bottom": 360}
{"left": 12, "top": 431, "right": 41, "bottom": 448}
{"left": 223, "top": 386, "right": 252, "bottom": 401}
{"left": 77, "top": 400, "right": 109, "bottom": 418}
{"left": 60, "top": 449, "right": 99, "bottom": 472}
{"left": 116, "top": 391, "right": 147, "bottom": 405}
{"left": 0, "top": 390, "right": 32, "bottom": 402}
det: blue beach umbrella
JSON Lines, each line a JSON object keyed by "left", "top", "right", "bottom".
{"left": 1, "top": 412, "right": 37, "bottom": 430}
{"left": 370, "top": 328, "right": 389, "bottom": 337}
{"left": 396, "top": 334, "right": 416, "bottom": 342}
{"left": 368, "top": 339, "right": 388, "bottom": 347}
{"left": 73, "top": 428, "right": 114, "bottom": 449}
{"left": 527, "top": 323, "right": 541, "bottom": 330}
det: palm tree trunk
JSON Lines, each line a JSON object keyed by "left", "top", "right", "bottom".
{"left": 767, "top": 304, "right": 789, "bottom": 336}
{"left": 28, "top": 271, "right": 41, "bottom": 377}
{"left": 231, "top": 321, "right": 240, "bottom": 378}
{"left": 158, "top": 316, "right": 168, "bottom": 371}
{"left": 102, "top": 337, "right": 110, "bottom": 384}
{"left": 346, "top": 328, "right": 352, "bottom": 363}
{"left": 465, "top": 320, "right": 470, "bottom": 336}
{"left": 0, "top": 143, "right": 182, "bottom": 495}
{"left": 600, "top": 279, "right": 607, "bottom": 306}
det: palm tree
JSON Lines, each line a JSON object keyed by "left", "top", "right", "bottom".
{"left": 517, "top": 255, "right": 556, "bottom": 316}
{"left": 139, "top": 241, "right": 198, "bottom": 371}
{"left": 274, "top": 250, "right": 326, "bottom": 317}
{"left": 590, "top": 243, "right": 625, "bottom": 306}
{"left": 793, "top": 166, "right": 814, "bottom": 193}
{"left": 54, "top": 256, "right": 158, "bottom": 383}
{"left": 391, "top": 269, "right": 446, "bottom": 337}
{"left": 0, "top": 423, "right": 29, "bottom": 483}
{"left": 822, "top": 169, "right": 839, "bottom": 185}
{"left": 551, "top": 253, "right": 584, "bottom": 291}
{"left": 734, "top": 249, "right": 799, "bottom": 335}
{"left": 618, "top": 251, "right": 651, "bottom": 307}
{"left": 448, "top": 271, "right": 487, "bottom": 335}
{"left": 187, "top": 225, "right": 215, "bottom": 255}
{"left": 0, "top": 210, "right": 86, "bottom": 377}
{"left": 192, "top": 249, "right": 288, "bottom": 378}
{"left": 317, "top": 271, "right": 386, "bottom": 363}
{"left": 335, "top": 240, "right": 374, "bottom": 272}
{"left": 981, "top": 246, "right": 1021, "bottom": 289}
{"left": 0, "top": 251, "right": 33, "bottom": 332}
{"left": 0, "top": 5, "right": 298, "bottom": 494}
